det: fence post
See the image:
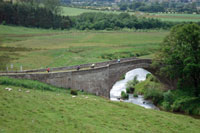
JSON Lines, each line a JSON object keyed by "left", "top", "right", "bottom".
{"left": 20, "top": 65, "right": 23, "bottom": 72}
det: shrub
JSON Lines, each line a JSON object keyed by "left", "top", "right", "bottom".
{"left": 162, "top": 101, "right": 171, "bottom": 111}
{"left": 126, "top": 88, "right": 131, "bottom": 93}
{"left": 126, "top": 75, "right": 139, "bottom": 91}
{"left": 163, "top": 90, "right": 174, "bottom": 104}
{"left": 144, "top": 84, "right": 164, "bottom": 105}
{"left": 171, "top": 97, "right": 200, "bottom": 114}
{"left": 121, "top": 91, "right": 129, "bottom": 99}
{"left": 120, "top": 74, "right": 125, "bottom": 80}
{"left": 146, "top": 73, "right": 151, "bottom": 79}
{"left": 149, "top": 75, "right": 159, "bottom": 82}
{"left": 126, "top": 87, "right": 134, "bottom": 94}
{"left": 70, "top": 89, "right": 78, "bottom": 95}
{"left": 133, "top": 93, "right": 138, "bottom": 97}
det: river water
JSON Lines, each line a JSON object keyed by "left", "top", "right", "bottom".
{"left": 110, "top": 68, "right": 159, "bottom": 110}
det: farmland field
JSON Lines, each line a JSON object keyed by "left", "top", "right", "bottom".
{"left": 0, "top": 25, "right": 168, "bottom": 71}
{"left": 61, "top": 6, "right": 200, "bottom": 22}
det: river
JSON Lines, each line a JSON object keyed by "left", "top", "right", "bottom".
{"left": 110, "top": 68, "right": 159, "bottom": 110}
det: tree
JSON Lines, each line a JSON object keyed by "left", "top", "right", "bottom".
{"left": 155, "top": 23, "right": 200, "bottom": 97}
{"left": 19, "top": 0, "right": 61, "bottom": 14}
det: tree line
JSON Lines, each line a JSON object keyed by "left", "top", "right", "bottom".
{"left": 0, "top": 1, "right": 177, "bottom": 30}
{"left": 119, "top": 1, "right": 199, "bottom": 13}
{"left": 0, "top": 1, "right": 72, "bottom": 29}
{"left": 72, "top": 12, "right": 175, "bottom": 30}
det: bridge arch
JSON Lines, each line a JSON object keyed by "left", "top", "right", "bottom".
{"left": 107, "top": 59, "right": 155, "bottom": 93}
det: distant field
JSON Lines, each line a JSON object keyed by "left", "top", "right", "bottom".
{"left": 146, "top": 13, "right": 200, "bottom": 22}
{"left": 61, "top": 6, "right": 119, "bottom": 16}
{"left": 61, "top": 6, "right": 200, "bottom": 22}
{"left": 0, "top": 25, "right": 168, "bottom": 70}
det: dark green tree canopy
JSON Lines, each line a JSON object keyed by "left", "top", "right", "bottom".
{"left": 155, "top": 23, "right": 200, "bottom": 96}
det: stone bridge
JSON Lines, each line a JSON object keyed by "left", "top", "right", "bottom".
{"left": 0, "top": 58, "right": 175, "bottom": 98}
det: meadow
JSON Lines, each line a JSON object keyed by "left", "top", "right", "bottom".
{"left": 61, "top": 6, "right": 200, "bottom": 22}
{"left": 0, "top": 25, "right": 168, "bottom": 71}
{"left": 0, "top": 77, "right": 200, "bottom": 133}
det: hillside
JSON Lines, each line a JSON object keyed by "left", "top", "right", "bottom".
{"left": 0, "top": 77, "right": 200, "bottom": 132}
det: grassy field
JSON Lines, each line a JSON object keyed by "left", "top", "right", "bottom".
{"left": 61, "top": 6, "right": 119, "bottom": 16}
{"left": 61, "top": 6, "right": 200, "bottom": 22}
{"left": 146, "top": 13, "right": 200, "bottom": 22}
{"left": 0, "top": 25, "right": 168, "bottom": 70}
{"left": 0, "top": 77, "right": 200, "bottom": 133}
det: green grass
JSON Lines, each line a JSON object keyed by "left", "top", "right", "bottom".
{"left": 61, "top": 6, "right": 119, "bottom": 16}
{"left": 61, "top": 6, "right": 200, "bottom": 22}
{"left": 0, "top": 77, "right": 64, "bottom": 92}
{"left": 0, "top": 78, "right": 200, "bottom": 132}
{"left": 146, "top": 13, "right": 200, "bottom": 22}
{"left": 0, "top": 25, "right": 168, "bottom": 70}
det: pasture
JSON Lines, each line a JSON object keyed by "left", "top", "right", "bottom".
{"left": 0, "top": 77, "right": 200, "bottom": 133}
{"left": 61, "top": 6, "right": 200, "bottom": 22}
{"left": 0, "top": 25, "right": 168, "bottom": 71}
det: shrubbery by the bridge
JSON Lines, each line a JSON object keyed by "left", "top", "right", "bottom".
{"left": 134, "top": 74, "right": 200, "bottom": 115}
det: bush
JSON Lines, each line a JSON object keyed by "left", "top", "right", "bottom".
{"left": 121, "top": 91, "right": 129, "bottom": 99}
{"left": 148, "top": 75, "right": 159, "bottom": 83}
{"left": 163, "top": 90, "right": 174, "bottom": 104}
{"left": 70, "top": 89, "right": 78, "bottom": 95}
{"left": 146, "top": 73, "right": 151, "bottom": 79}
{"left": 162, "top": 101, "right": 171, "bottom": 111}
{"left": 144, "top": 84, "right": 164, "bottom": 105}
{"left": 120, "top": 74, "right": 125, "bottom": 80}
{"left": 126, "top": 75, "right": 139, "bottom": 91}
{"left": 2, "top": 21, "right": 6, "bottom": 25}
{"left": 171, "top": 97, "right": 200, "bottom": 114}
{"left": 126, "top": 88, "right": 131, "bottom": 93}
{"left": 126, "top": 87, "right": 134, "bottom": 94}
{"left": 133, "top": 93, "right": 138, "bottom": 97}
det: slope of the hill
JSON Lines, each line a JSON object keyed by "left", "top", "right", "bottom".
{"left": 0, "top": 78, "right": 200, "bottom": 133}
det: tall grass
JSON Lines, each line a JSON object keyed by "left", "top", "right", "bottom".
{"left": 0, "top": 77, "right": 64, "bottom": 92}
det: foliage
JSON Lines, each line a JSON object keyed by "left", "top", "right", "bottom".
{"left": 136, "top": 74, "right": 200, "bottom": 115}
{"left": 126, "top": 87, "right": 135, "bottom": 94}
{"left": 121, "top": 91, "right": 128, "bottom": 99}
{"left": 120, "top": 74, "right": 125, "bottom": 80}
{"left": 161, "top": 89, "right": 200, "bottom": 115}
{"left": 126, "top": 75, "right": 139, "bottom": 91}
{"left": 133, "top": 93, "right": 138, "bottom": 97}
{"left": 118, "top": 1, "right": 199, "bottom": 13}
{"left": 135, "top": 74, "right": 164, "bottom": 105}
{"left": 73, "top": 12, "right": 175, "bottom": 30}
{"left": 70, "top": 89, "right": 78, "bottom": 95}
{"left": 143, "top": 84, "right": 164, "bottom": 105}
{"left": 0, "top": 1, "right": 71, "bottom": 29}
{"left": 154, "top": 23, "right": 200, "bottom": 97}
